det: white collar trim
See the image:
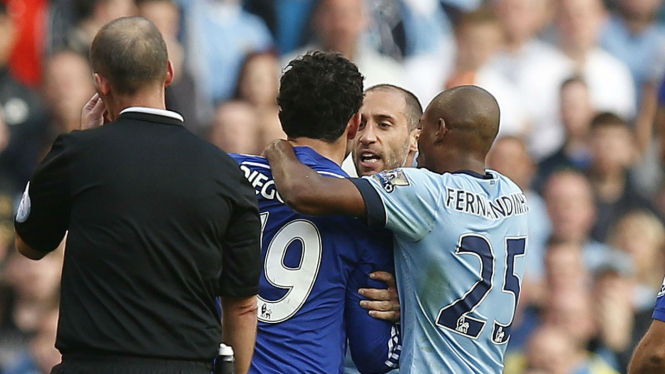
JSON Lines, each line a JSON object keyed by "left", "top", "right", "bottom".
{"left": 120, "top": 107, "right": 184, "bottom": 122}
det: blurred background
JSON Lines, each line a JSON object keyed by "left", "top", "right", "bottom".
{"left": 1, "top": 0, "right": 665, "bottom": 373}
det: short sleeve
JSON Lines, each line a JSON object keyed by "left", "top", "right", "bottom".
{"left": 219, "top": 174, "right": 262, "bottom": 297}
{"left": 653, "top": 276, "right": 665, "bottom": 322}
{"left": 351, "top": 168, "right": 441, "bottom": 242}
{"left": 14, "top": 134, "right": 72, "bottom": 254}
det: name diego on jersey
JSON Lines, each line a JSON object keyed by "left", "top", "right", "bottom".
{"left": 239, "top": 163, "right": 284, "bottom": 203}
{"left": 444, "top": 187, "right": 529, "bottom": 220}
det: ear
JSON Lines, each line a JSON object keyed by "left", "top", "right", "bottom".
{"left": 409, "top": 128, "right": 421, "bottom": 153}
{"left": 94, "top": 73, "right": 111, "bottom": 97}
{"left": 164, "top": 60, "right": 175, "bottom": 88}
{"left": 434, "top": 118, "right": 446, "bottom": 143}
{"left": 346, "top": 112, "right": 360, "bottom": 140}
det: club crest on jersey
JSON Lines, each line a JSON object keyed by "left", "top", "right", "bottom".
{"left": 373, "top": 170, "right": 410, "bottom": 193}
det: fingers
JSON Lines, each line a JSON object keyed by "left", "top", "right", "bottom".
{"left": 359, "top": 288, "right": 391, "bottom": 301}
{"left": 369, "top": 271, "right": 396, "bottom": 287}
{"left": 359, "top": 299, "right": 397, "bottom": 312}
{"left": 367, "top": 310, "right": 400, "bottom": 322}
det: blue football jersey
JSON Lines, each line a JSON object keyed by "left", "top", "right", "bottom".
{"left": 353, "top": 168, "right": 529, "bottom": 374}
{"left": 232, "top": 147, "right": 400, "bottom": 374}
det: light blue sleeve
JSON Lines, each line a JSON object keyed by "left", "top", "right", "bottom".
{"left": 363, "top": 168, "right": 441, "bottom": 242}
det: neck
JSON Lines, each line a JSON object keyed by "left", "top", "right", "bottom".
{"left": 561, "top": 42, "right": 588, "bottom": 66}
{"left": 504, "top": 35, "right": 526, "bottom": 53}
{"left": 105, "top": 87, "right": 167, "bottom": 121}
{"left": 591, "top": 168, "right": 626, "bottom": 203}
{"left": 434, "top": 150, "right": 486, "bottom": 176}
{"left": 288, "top": 137, "right": 347, "bottom": 166}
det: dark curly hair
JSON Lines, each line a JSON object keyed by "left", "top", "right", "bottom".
{"left": 277, "top": 51, "right": 364, "bottom": 143}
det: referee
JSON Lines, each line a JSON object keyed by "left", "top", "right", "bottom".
{"left": 14, "top": 17, "right": 261, "bottom": 374}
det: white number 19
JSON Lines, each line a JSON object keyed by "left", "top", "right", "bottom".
{"left": 257, "top": 212, "right": 323, "bottom": 323}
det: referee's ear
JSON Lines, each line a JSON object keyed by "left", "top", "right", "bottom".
{"left": 164, "top": 60, "right": 174, "bottom": 88}
{"left": 94, "top": 73, "right": 111, "bottom": 98}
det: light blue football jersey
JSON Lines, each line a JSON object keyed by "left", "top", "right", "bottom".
{"left": 353, "top": 168, "right": 529, "bottom": 374}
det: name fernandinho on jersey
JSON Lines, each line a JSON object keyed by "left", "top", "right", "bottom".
{"left": 444, "top": 187, "right": 529, "bottom": 220}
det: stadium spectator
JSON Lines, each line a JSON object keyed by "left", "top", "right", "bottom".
{"left": 232, "top": 52, "right": 284, "bottom": 148}
{"left": 542, "top": 170, "right": 621, "bottom": 272}
{"left": 0, "top": 2, "right": 48, "bottom": 193}
{"left": 65, "top": 0, "right": 137, "bottom": 57}
{"left": 554, "top": 0, "right": 636, "bottom": 120}
{"left": 41, "top": 51, "right": 95, "bottom": 136}
{"left": 208, "top": 101, "right": 261, "bottom": 155}
{"left": 418, "top": 6, "right": 529, "bottom": 137}
{"left": 0, "top": 246, "right": 62, "bottom": 370}
{"left": 609, "top": 210, "right": 665, "bottom": 366}
{"left": 3, "top": 307, "right": 60, "bottom": 374}
{"left": 242, "top": 0, "right": 316, "bottom": 55}
{"left": 283, "top": 0, "right": 404, "bottom": 89}
{"left": 486, "top": 137, "right": 551, "bottom": 296}
{"left": 587, "top": 112, "right": 657, "bottom": 242}
{"left": 592, "top": 259, "right": 637, "bottom": 372}
{"left": 181, "top": 0, "right": 273, "bottom": 113}
{"left": 137, "top": 0, "right": 201, "bottom": 133}
{"left": 506, "top": 239, "right": 590, "bottom": 354}
{"left": 506, "top": 289, "right": 620, "bottom": 374}
{"left": 536, "top": 76, "right": 595, "bottom": 190}
{"left": 490, "top": 0, "right": 573, "bottom": 159}
{"left": 600, "top": 0, "right": 665, "bottom": 105}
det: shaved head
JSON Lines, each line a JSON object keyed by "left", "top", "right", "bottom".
{"left": 417, "top": 85, "right": 500, "bottom": 173}
{"left": 90, "top": 16, "right": 168, "bottom": 95}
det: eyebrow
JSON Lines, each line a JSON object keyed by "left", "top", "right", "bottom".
{"left": 373, "top": 113, "right": 398, "bottom": 122}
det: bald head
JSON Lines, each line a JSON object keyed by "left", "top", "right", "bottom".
{"left": 417, "top": 86, "right": 500, "bottom": 172}
{"left": 90, "top": 16, "right": 168, "bottom": 95}
{"left": 432, "top": 85, "right": 499, "bottom": 151}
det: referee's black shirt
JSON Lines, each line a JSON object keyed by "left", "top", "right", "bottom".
{"left": 14, "top": 108, "right": 261, "bottom": 362}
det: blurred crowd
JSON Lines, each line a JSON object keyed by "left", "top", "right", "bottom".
{"left": 0, "top": 0, "right": 665, "bottom": 373}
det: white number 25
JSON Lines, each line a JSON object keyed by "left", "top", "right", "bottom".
{"left": 257, "top": 212, "right": 323, "bottom": 323}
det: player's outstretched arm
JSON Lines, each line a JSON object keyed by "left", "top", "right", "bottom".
{"left": 629, "top": 319, "right": 665, "bottom": 374}
{"left": 265, "top": 140, "right": 366, "bottom": 218}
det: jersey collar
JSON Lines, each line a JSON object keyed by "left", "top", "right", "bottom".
{"left": 454, "top": 170, "right": 494, "bottom": 180}
{"left": 120, "top": 107, "right": 184, "bottom": 122}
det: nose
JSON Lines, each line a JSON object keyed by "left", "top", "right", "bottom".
{"left": 359, "top": 122, "right": 378, "bottom": 144}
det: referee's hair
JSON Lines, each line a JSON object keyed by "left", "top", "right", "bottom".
{"left": 278, "top": 51, "right": 364, "bottom": 143}
{"left": 90, "top": 17, "right": 168, "bottom": 96}
{"left": 365, "top": 84, "right": 422, "bottom": 131}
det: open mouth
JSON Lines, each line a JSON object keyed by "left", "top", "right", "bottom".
{"left": 359, "top": 151, "right": 382, "bottom": 165}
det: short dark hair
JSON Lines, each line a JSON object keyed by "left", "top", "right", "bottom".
{"left": 277, "top": 51, "right": 364, "bottom": 142}
{"left": 90, "top": 17, "right": 168, "bottom": 95}
{"left": 366, "top": 84, "right": 423, "bottom": 131}
{"left": 590, "top": 112, "right": 628, "bottom": 130}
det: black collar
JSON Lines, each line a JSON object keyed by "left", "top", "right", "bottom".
{"left": 453, "top": 170, "right": 494, "bottom": 180}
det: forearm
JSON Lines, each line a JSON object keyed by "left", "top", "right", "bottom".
{"left": 265, "top": 140, "right": 366, "bottom": 218}
{"left": 221, "top": 296, "right": 258, "bottom": 374}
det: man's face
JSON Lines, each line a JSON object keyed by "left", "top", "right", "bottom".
{"left": 353, "top": 90, "right": 414, "bottom": 176}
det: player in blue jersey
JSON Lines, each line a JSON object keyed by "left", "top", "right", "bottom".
{"left": 265, "top": 85, "right": 530, "bottom": 373}
{"left": 232, "top": 51, "right": 400, "bottom": 374}
{"left": 629, "top": 276, "right": 665, "bottom": 373}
